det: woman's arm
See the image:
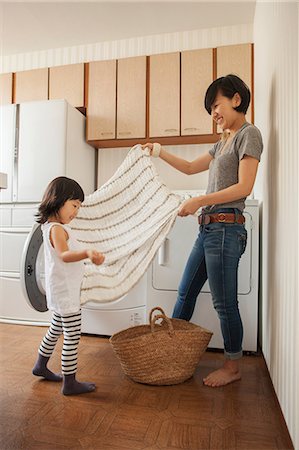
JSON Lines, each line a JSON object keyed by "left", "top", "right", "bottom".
{"left": 178, "top": 155, "right": 259, "bottom": 216}
{"left": 50, "top": 226, "right": 105, "bottom": 265}
{"left": 142, "top": 143, "right": 213, "bottom": 175}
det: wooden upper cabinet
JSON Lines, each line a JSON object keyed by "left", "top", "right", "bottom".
{"left": 217, "top": 43, "right": 253, "bottom": 128}
{"left": 0, "top": 73, "right": 13, "bottom": 105}
{"left": 181, "top": 49, "right": 213, "bottom": 136}
{"left": 14, "top": 68, "right": 48, "bottom": 103}
{"left": 117, "top": 56, "right": 146, "bottom": 139}
{"left": 49, "top": 63, "right": 84, "bottom": 108}
{"left": 149, "top": 52, "right": 180, "bottom": 138}
{"left": 87, "top": 60, "right": 116, "bottom": 141}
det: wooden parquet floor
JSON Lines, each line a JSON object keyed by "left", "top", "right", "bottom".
{"left": 0, "top": 323, "right": 294, "bottom": 450}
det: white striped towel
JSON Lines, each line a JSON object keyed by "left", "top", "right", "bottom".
{"left": 71, "top": 144, "right": 183, "bottom": 304}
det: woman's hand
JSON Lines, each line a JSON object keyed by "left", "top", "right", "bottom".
{"left": 141, "top": 143, "right": 154, "bottom": 155}
{"left": 178, "top": 197, "right": 204, "bottom": 217}
{"left": 86, "top": 250, "right": 105, "bottom": 265}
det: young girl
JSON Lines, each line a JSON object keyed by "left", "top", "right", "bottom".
{"left": 32, "top": 176, "right": 105, "bottom": 395}
{"left": 141, "top": 74, "right": 263, "bottom": 387}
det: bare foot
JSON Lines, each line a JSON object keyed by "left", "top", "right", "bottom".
{"left": 203, "top": 360, "right": 241, "bottom": 387}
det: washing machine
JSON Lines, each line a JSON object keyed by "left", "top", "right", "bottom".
{"left": 146, "top": 190, "right": 260, "bottom": 353}
{"left": 0, "top": 203, "right": 52, "bottom": 325}
{"left": 18, "top": 222, "right": 146, "bottom": 335}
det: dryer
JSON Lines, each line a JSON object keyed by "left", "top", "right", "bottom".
{"left": 146, "top": 190, "right": 260, "bottom": 352}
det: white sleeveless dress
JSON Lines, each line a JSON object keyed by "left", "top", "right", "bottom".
{"left": 42, "top": 222, "right": 84, "bottom": 315}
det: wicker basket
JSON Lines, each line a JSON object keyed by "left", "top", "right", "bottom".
{"left": 109, "top": 306, "right": 213, "bottom": 385}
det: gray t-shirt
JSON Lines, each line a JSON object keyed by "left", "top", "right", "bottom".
{"left": 204, "top": 122, "right": 263, "bottom": 213}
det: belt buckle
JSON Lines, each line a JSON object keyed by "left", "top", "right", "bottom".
{"left": 218, "top": 213, "right": 226, "bottom": 222}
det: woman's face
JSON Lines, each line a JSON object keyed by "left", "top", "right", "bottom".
{"left": 211, "top": 91, "right": 241, "bottom": 131}
{"left": 57, "top": 199, "right": 81, "bottom": 224}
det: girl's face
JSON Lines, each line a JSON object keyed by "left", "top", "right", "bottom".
{"left": 211, "top": 91, "right": 242, "bottom": 131}
{"left": 57, "top": 199, "right": 81, "bottom": 224}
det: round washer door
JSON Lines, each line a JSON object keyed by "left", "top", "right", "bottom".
{"left": 21, "top": 223, "right": 48, "bottom": 312}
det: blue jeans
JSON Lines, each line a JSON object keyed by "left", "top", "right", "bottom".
{"left": 172, "top": 209, "right": 247, "bottom": 360}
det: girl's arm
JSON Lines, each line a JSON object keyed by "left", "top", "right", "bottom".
{"left": 178, "top": 155, "right": 259, "bottom": 216}
{"left": 142, "top": 143, "right": 213, "bottom": 174}
{"left": 50, "top": 226, "right": 105, "bottom": 265}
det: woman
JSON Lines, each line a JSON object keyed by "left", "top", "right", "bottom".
{"left": 141, "top": 74, "right": 263, "bottom": 387}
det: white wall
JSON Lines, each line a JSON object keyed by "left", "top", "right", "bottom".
{"left": 97, "top": 144, "right": 210, "bottom": 190}
{"left": 254, "top": 3, "right": 298, "bottom": 448}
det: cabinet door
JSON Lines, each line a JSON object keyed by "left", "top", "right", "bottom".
{"left": 14, "top": 68, "right": 48, "bottom": 103}
{"left": 181, "top": 49, "right": 213, "bottom": 136}
{"left": 49, "top": 63, "right": 84, "bottom": 108}
{"left": 149, "top": 52, "right": 180, "bottom": 138}
{"left": 217, "top": 43, "right": 252, "bottom": 130}
{"left": 0, "top": 73, "right": 13, "bottom": 105}
{"left": 117, "top": 56, "right": 146, "bottom": 139}
{"left": 87, "top": 60, "right": 116, "bottom": 141}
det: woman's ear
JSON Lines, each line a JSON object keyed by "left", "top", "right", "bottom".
{"left": 233, "top": 92, "right": 242, "bottom": 108}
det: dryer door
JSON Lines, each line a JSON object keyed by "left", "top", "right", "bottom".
{"left": 21, "top": 223, "right": 48, "bottom": 312}
{"left": 152, "top": 211, "right": 252, "bottom": 294}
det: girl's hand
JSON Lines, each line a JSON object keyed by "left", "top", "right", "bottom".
{"left": 178, "top": 197, "right": 204, "bottom": 217}
{"left": 86, "top": 250, "right": 105, "bottom": 265}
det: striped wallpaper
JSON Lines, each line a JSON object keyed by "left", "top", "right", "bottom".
{"left": 0, "top": 23, "right": 252, "bottom": 74}
{"left": 254, "top": 2, "right": 299, "bottom": 448}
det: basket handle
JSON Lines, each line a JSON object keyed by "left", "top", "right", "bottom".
{"left": 149, "top": 306, "right": 167, "bottom": 323}
{"left": 150, "top": 313, "right": 174, "bottom": 336}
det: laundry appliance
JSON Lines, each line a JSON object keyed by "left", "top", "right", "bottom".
{"left": 0, "top": 100, "right": 95, "bottom": 325}
{"left": 146, "top": 190, "right": 260, "bottom": 353}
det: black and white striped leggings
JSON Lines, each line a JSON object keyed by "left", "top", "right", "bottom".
{"left": 38, "top": 310, "right": 82, "bottom": 375}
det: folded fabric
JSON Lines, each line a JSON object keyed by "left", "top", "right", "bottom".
{"left": 71, "top": 145, "right": 182, "bottom": 304}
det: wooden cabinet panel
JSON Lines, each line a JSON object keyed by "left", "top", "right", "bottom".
{"left": 14, "top": 68, "right": 48, "bottom": 103}
{"left": 49, "top": 63, "right": 84, "bottom": 107}
{"left": 217, "top": 43, "right": 253, "bottom": 129}
{"left": 87, "top": 60, "right": 116, "bottom": 141}
{"left": 0, "top": 73, "right": 13, "bottom": 105}
{"left": 117, "top": 56, "right": 146, "bottom": 139}
{"left": 181, "top": 49, "right": 213, "bottom": 136}
{"left": 149, "top": 52, "right": 180, "bottom": 138}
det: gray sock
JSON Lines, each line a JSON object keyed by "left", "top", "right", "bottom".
{"left": 32, "top": 354, "right": 62, "bottom": 381}
{"left": 62, "top": 373, "right": 96, "bottom": 395}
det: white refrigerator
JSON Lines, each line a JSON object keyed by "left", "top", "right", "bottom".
{"left": 0, "top": 100, "right": 95, "bottom": 324}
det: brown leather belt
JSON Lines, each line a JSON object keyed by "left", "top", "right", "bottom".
{"left": 198, "top": 212, "right": 245, "bottom": 225}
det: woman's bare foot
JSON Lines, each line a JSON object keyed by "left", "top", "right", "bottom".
{"left": 203, "top": 359, "right": 241, "bottom": 387}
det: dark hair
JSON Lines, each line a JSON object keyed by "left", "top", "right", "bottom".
{"left": 36, "top": 176, "right": 84, "bottom": 224}
{"left": 204, "top": 74, "right": 251, "bottom": 115}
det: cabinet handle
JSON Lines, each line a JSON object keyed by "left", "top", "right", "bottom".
{"left": 100, "top": 132, "right": 114, "bottom": 136}
{"left": 164, "top": 128, "right": 178, "bottom": 132}
{"left": 118, "top": 131, "right": 132, "bottom": 136}
{"left": 183, "top": 127, "right": 199, "bottom": 131}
